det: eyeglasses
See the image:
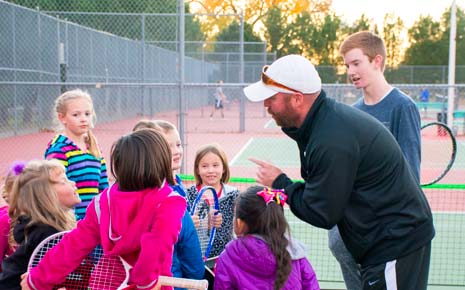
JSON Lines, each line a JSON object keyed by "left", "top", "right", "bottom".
{"left": 261, "top": 65, "right": 302, "bottom": 94}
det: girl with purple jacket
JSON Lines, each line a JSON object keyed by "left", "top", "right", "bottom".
{"left": 214, "top": 186, "right": 320, "bottom": 290}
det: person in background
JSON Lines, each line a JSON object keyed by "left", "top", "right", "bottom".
{"left": 210, "top": 80, "right": 227, "bottom": 119}
{"left": 215, "top": 185, "right": 320, "bottom": 290}
{"left": 326, "top": 30, "right": 422, "bottom": 290}
{"left": 419, "top": 88, "right": 430, "bottom": 117}
{"left": 0, "top": 159, "right": 78, "bottom": 289}
{"left": 45, "top": 89, "right": 108, "bottom": 220}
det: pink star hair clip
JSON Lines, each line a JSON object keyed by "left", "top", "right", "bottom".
{"left": 257, "top": 187, "right": 287, "bottom": 206}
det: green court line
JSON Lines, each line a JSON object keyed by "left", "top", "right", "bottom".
{"left": 180, "top": 174, "right": 464, "bottom": 189}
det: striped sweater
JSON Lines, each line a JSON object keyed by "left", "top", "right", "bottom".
{"left": 44, "top": 134, "right": 109, "bottom": 220}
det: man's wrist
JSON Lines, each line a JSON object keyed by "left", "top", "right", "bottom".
{"left": 272, "top": 173, "right": 291, "bottom": 189}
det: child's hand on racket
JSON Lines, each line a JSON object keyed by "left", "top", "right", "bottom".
{"left": 211, "top": 211, "right": 222, "bottom": 228}
{"left": 249, "top": 157, "right": 283, "bottom": 187}
{"left": 191, "top": 215, "right": 200, "bottom": 228}
{"left": 20, "top": 273, "right": 37, "bottom": 290}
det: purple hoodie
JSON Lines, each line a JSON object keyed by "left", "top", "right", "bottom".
{"left": 214, "top": 235, "right": 320, "bottom": 290}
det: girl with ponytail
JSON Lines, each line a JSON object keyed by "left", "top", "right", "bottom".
{"left": 214, "top": 186, "right": 320, "bottom": 290}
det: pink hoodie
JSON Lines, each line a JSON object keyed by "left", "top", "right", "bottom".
{"left": 0, "top": 205, "right": 11, "bottom": 269}
{"left": 28, "top": 182, "right": 186, "bottom": 290}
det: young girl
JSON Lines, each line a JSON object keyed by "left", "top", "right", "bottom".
{"left": 133, "top": 119, "right": 204, "bottom": 282}
{"left": 186, "top": 144, "right": 239, "bottom": 261}
{"left": 214, "top": 186, "right": 320, "bottom": 290}
{"left": 23, "top": 129, "right": 187, "bottom": 290}
{"left": 45, "top": 89, "right": 108, "bottom": 220}
{"left": 0, "top": 159, "right": 79, "bottom": 289}
{"left": 0, "top": 161, "right": 26, "bottom": 271}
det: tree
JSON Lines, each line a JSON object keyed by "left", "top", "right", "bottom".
{"left": 313, "top": 13, "right": 341, "bottom": 65}
{"left": 347, "top": 14, "right": 373, "bottom": 33}
{"left": 7, "top": 0, "right": 205, "bottom": 43}
{"left": 214, "top": 20, "right": 262, "bottom": 54}
{"left": 264, "top": 6, "right": 286, "bottom": 57}
{"left": 403, "top": 7, "right": 465, "bottom": 66}
{"left": 188, "top": 0, "right": 332, "bottom": 40}
{"left": 439, "top": 7, "right": 465, "bottom": 65}
{"left": 382, "top": 13, "right": 405, "bottom": 67}
{"left": 403, "top": 15, "right": 443, "bottom": 65}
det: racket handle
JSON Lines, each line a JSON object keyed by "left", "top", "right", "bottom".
{"left": 153, "top": 276, "right": 209, "bottom": 290}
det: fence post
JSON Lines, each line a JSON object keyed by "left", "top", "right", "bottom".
{"left": 239, "top": 10, "right": 245, "bottom": 133}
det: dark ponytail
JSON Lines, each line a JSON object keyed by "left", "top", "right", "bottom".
{"left": 235, "top": 186, "right": 292, "bottom": 289}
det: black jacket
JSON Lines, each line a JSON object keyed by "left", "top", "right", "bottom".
{"left": 273, "top": 91, "right": 434, "bottom": 266}
{"left": 0, "top": 216, "right": 58, "bottom": 290}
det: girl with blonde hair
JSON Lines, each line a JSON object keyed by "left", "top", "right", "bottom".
{"left": 0, "top": 159, "right": 79, "bottom": 289}
{"left": 45, "top": 89, "right": 108, "bottom": 220}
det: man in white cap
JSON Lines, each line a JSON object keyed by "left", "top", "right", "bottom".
{"left": 246, "top": 54, "right": 434, "bottom": 290}
{"left": 328, "top": 31, "right": 422, "bottom": 290}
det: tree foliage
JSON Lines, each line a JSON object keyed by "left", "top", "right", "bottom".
{"left": 7, "top": 0, "right": 465, "bottom": 68}
{"left": 213, "top": 20, "right": 263, "bottom": 53}
{"left": 7, "top": 0, "right": 204, "bottom": 42}
{"left": 382, "top": 13, "right": 405, "bottom": 67}
{"left": 189, "top": 0, "right": 331, "bottom": 39}
{"left": 403, "top": 7, "right": 465, "bottom": 65}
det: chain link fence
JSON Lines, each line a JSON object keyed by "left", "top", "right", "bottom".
{"left": 1, "top": 1, "right": 465, "bottom": 288}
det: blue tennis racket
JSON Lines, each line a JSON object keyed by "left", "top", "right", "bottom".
{"left": 190, "top": 186, "right": 220, "bottom": 261}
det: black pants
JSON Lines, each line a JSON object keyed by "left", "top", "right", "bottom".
{"left": 361, "top": 242, "right": 431, "bottom": 290}
{"left": 204, "top": 266, "right": 215, "bottom": 290}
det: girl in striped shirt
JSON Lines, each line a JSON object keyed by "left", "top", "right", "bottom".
{"left": 44, "top": 89, "right": 108, "bottom": 220}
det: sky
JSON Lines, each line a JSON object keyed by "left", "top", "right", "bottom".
{"left": 331, "top": 0, "right": 465, "bottom": 28}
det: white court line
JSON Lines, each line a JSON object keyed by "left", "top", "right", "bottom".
{"left": 230, "top": 137, "right": 254, "bottom": 166}
{"left": 264, "top": 119, "right": 274, "bottom": 129}
{"left": 432, "top": 211, "right": 465, "bottom": 215}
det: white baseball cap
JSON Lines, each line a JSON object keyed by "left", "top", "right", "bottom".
{"left": 243, "top": 54, "right": 322, "bottom": 102}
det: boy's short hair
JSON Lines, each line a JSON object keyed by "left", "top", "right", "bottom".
{"left": 340, "top": 31, "right": 387, "bottom": 69}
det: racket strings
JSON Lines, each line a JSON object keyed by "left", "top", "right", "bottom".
{"left": 195, "top": 200, "right": 214, "bottom": 255}
{"left": 192, "top": 189, "right": 218, "bottom": 260}
{"left": 420, "top": 122, "right": 457, "bottom": 186}
{"left": 29, "top": 236, "right": 131, "bottom": 289}
{"left": 89, "top": 251, "right": 129, "bottom": 289}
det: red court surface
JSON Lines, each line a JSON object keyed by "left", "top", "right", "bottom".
{"left": 1, "top": 102, "right": 463, "bottom": 213}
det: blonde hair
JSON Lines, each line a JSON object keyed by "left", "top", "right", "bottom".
{"left": 152, "top": 120, "right": 177, "bottom": 133}
{"left": 132, "top": 119, "right": 177, "bottom": 135}
{"left": 54, "top": 89, "right": 101, "bottom": 158}
{"left": 193, "top": 143, "right": 230, "bottom": 186}
{"left": 132, "top": 119, "right": 163, "bottom": 132}
{"left": 8, "top": 159, "right": 76, "bottom": 246}
{"left": 340, "top": 31, "right": 387, "bottom": 70}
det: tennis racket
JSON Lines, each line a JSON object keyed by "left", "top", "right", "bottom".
{"left": 28, "top": 231, "right": 132, "bottom": 290}
{"left": 420, "top": 122, "right": 457, "bottom": 186}
{"left": 189, "top": 186, "right": 220, "bottom": 261}
{"left": 153, "top": 276, "right": 208, "bottom": 290}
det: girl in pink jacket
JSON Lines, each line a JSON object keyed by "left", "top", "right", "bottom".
{"left": 23, "top": 129, "right": 187, "bottom": 290}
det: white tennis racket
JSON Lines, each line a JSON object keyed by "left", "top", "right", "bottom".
{"left": 28, "top": 231, "right": 132, "bottom": 290}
